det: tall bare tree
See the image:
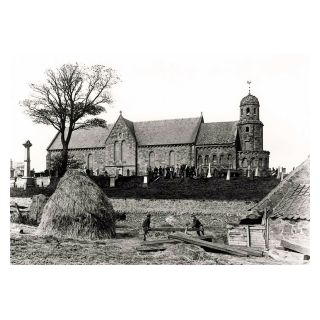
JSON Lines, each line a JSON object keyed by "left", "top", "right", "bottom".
{"left": 22, "top": 64, "right": 120, "bottom": 175}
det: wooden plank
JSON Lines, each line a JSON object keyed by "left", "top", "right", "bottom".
{"left": 150, "top": 227, "right": 201, "bottom": 232}
{"left": 229, "top": 245, "right": 264, "bottom": 257}
{"left": 141, "top": 239, "right": 181, "bottom": 246}
{"left": 169, "top": 233, "right": 249, "bottom": 257}
{"left": 280, "top": 239, "right": 310, "bottom": 255}
{"left": 136, "top": 246, "right": 167, "bottom": 252}
{"left": 199, "top": 235, "right": 213, "bottom": 242}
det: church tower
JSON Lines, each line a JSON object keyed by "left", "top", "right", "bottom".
{"left": 238, "top": 90, "right": 263, "bottom": 152}
{"left": 237, "top": 82, "right": 270, "bottom": 173}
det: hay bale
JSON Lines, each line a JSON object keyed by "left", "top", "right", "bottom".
{"left": 37, "top": 170, "right": 116, "bottom": 239}
{"left": 29, "top": 194, "right": 47, "bottom": 225}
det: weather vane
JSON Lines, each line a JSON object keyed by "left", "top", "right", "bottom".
{"left": 247, "top": 80, "right": 251, "bottom": 94}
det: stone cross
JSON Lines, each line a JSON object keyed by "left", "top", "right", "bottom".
{"left": 23, "top": 140, "right": 32, "bottom": 177}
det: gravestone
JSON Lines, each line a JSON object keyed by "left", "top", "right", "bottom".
{"left": 110, "top": 176, "right": 116, "bottom": 187}
{"left": 226, "top": 169, "right": 231, "bottom": 181}
{"left": 207, "top": 163, "right": 212, "bottom": 178}
{"left": 143, "top": 175, "right": 148, "bottom": 188}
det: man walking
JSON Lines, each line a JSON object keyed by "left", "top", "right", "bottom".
{"left": 191, "top": 214, "right": 204, "bottom": 236}
{"left": 142, "top": 213, "right": 151, "bottom": 241}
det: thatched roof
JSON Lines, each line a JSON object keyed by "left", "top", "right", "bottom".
{"left": 241, "top": 157, "right": 310, "bottom": 222}
{"left": 37, "top": 170, "right": 116, "bottom": 239}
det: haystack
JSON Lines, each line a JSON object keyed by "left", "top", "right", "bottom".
{"left": 37, "top": 170, "right": 116, "bottom": 239}
{"left": 29, "top": 194, "right": 47, "bottom": 225}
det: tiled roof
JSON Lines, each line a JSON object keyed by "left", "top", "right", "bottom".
{"left": 133, "top": 117, "right": 202, "bottom": 146}
{"left": 47, "top": 124, "right": 114, "bottom": 150}
{"left": 48, "top": 116, "right": 240, "bottom": 149}
{"left": 196, "top": 121, "right": 238, "bottom": 145}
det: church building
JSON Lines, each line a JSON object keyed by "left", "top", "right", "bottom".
{"left": 46, "top": 92, "right": 270, "bottom": 176}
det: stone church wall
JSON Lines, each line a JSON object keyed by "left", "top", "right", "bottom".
{"left": 237, "top": 150, "right": 270, "bottom": 173}
{"left": 105, "top": 116, "right": 137, "bottom": 176}
{"left": 47, "top": 148, "right": 106, "bottom": 172}
{"left": 196, "top": 145, "right": 237, "bottom": 170}
{"left": 137, "top": 144, "right": 194, "bottom": 175}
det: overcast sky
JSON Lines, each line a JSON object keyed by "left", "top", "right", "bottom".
{"left": 10, "top": 54, "right": 309, "bottom": 172}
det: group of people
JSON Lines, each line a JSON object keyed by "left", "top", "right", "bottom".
{"left": 147, "top": 164, "right": 197, "bottom": 180}
{"left": 142, "top": 213, "right": 204, "bottom": 241}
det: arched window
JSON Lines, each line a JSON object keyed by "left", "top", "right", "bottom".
{"left": 121, "top": 140, "right": 126, "bottom": 161}
{"left": 246, "top": 107, "right": 250, "bottom": 115}
{"left": 149, "top": 151, "right": 155, "bottom": 168}
{"left": 242, "top": 158, "right": 247, "bottom": 167}
{"left": 246, "top": 126, "right": 249, "bottom": 132}
{"left": 212, "top": 155, "right": 217, "bottom": 165}
{"left": 254, "top": 107, "right": 256, "bottom": 115}
{"left": 114, "top": 141, "right": 120, "bottom": 162}
{"left": 169, "top": 150, "right": 175, "bottom": 166}
{"left": 198, "top": 155, "right": 203, "bottom": 166}
{"left": 228, "top": 154, "right": 232, "bottom": 168}
{"left": 259, "top": 158, "right": 263, "bottom": 167}
{"left": 204, "top": 155, "right": 209, "bottom": 165}
{"left": 250, "top": 158, "right": 255, "bottom": 168}
{"left": 219, "top": 154, "right": 224, "bottom": 165}
{"left": 87, "top": 154, "right": 93, "bottom": 170}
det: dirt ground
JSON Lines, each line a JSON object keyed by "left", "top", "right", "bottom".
{"left": 10, "top": 223, "right": 287, "bottom": 265}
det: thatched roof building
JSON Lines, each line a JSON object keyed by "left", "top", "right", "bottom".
{"left": 230, "top": 157, "right": 310, "bottom": 248}
{"left": 37, "top": 170, "right": 116, "bottom": 239}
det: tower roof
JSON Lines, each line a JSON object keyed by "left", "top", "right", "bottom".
{"left": 240, "top": 94, "right": 260, "bottom": 106}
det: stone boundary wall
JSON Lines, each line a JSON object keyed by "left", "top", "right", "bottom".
{"left": 11, "top": 197, "right": 253, "bottom": 241}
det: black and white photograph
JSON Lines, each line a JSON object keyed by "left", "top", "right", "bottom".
{"left": 1, "top": 0, "right": 318, "bottom": 319}
{"left": 9, "top": 59, "right": 310, "bottom": 265}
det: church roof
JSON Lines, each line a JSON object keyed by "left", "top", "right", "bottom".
{"left": 240, "top": 94, "right": 260, "bottom": 106}
{"left": 196, "top": 121, "right": 238, "bottom": 145}
{"left": 48, "top": 116, "right": 240, "bottom": 149}
{"left": 133, "top": 117, "right": 202, "bottom": 146}
{"left": 47, "top": 124, "right": 114, "bottom": 150}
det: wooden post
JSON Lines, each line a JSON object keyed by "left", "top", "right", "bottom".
{"left": 265, "top": 208, "right": 269, "bottom": 250}
{"left": 246, "top": 225, "right": 250, "bottom": 247}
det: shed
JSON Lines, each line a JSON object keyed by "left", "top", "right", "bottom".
{"left": 227, "top": 157, "right": 310, "bottom": 250}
